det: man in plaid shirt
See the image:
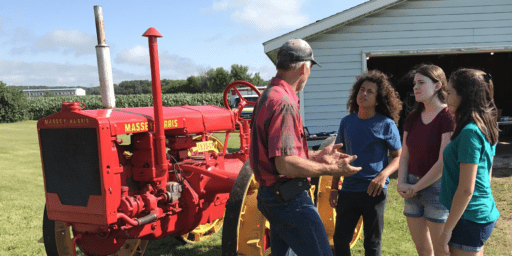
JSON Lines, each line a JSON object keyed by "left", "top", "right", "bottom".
{"left": 250, "top": 39, "right": 362, "bottom": 256}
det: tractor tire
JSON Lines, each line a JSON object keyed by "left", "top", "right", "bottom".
{"left": 222, "top": 160, "right": 271, "bottom": 256}
{"left": 317, "top": 136, "right": 363, "bottom": 249}
{"left": 42, "top": 206, "right": 149, "bottom": 256}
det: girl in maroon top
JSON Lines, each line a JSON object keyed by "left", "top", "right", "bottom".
{"left": 397, "top": 65, "right": 455, "bottom": 256}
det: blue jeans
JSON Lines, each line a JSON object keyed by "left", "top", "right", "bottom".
{"left": 333, "top": 189, "right": 387, "bottom": 256}
{"left": 257, "top": 185, "right": 333, "bottom": 256}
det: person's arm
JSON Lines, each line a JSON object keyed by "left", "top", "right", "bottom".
{"left": 329, "top": 149, "right": 346, "bottom": 207}
{"left": 439, "top": 162, "right": 478, "bottom": 245}
{"left": 411, "top": 132, "right": 451, "bottom": 193}
{"left": 397, "top": 132, "right": 410, "bottom": 191}
{"left": 330, "top": 148, "right": 347, "bottom": 189}
{"left": 367, "top": 149, "right": 401, "bottom": 197}
{"left": 308, "top": 150, "right": 321, "bottom": 160}
{"left": 490, "top": 157, "right": 494, "bottom": 181}
{"left": 275, "top": 153, "right": 361, "bottom": 178}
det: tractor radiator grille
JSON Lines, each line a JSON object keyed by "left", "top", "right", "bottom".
{"left": 40, "top": 128, "right": 102, "bottom": 207}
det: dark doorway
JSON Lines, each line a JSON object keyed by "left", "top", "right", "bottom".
{"left": 367, "top": 52, "right": 512, "bottom": 139}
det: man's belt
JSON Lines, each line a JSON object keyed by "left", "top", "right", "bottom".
{"left": 270, "top": 178, "right": 310, "bottom": 203}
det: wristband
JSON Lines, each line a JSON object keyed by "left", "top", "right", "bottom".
{"left": 442, "top": 229, "right": 452, "bottom": 235}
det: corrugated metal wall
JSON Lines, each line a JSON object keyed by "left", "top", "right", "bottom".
{"left": 304, "top": 0, "right": 512, "bottom": 133}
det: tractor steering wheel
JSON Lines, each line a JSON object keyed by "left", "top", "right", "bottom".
{"left": 223, "top": 81, "right": 262, "bottom": 121}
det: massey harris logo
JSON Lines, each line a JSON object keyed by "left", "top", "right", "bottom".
{"left": 124, "top": 119, "right": 181, "bottom": 133}
{"left": 44, "top": 118, "right": 90, "bottom": 125}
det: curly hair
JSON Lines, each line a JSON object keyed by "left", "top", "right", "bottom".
{"left": 449, "top": 68, "right": 499, "bottom": 145}
{"left": 347, "top": 70, "right": 402, "bottom": 125}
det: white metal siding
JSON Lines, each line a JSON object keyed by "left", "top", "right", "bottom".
{"left": 304, "top": 0, "right": 512, "bottom": 133}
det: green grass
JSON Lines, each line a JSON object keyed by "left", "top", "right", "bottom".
{"left": 1, "top": 121, "right": 510, "bottom": 255}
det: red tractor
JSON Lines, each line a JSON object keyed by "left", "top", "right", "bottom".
{"left": 38, "top": 22, "right": 265, "bottom": 254}
{"left": 38, "top": 7, "right": 362, "bottom": 256}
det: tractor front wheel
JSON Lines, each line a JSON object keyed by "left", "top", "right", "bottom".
{"left": 42, "top": 206, "right": 149, "bottom": 256}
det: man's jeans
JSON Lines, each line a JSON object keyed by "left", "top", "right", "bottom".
{"left": 333, "top": 189, "right": 388, "bottom": 256}
{"left": 257, "top": 185, "right": 333, "bottom": 256}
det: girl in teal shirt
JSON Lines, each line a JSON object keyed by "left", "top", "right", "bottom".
{"left": 439, "top": 68, "right": 500, "bottom": 255}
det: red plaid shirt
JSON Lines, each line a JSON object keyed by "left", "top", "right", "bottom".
{"left": 249, "top": 77, "right": 309, "bottom": 187}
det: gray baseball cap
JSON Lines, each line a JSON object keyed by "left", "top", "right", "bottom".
{"left": 277, "top": 39, "right": 321, "bottom": 68}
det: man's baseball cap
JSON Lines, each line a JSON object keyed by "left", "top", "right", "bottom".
{"left": 277, "top": 39, "right": 321, "bottom": 68}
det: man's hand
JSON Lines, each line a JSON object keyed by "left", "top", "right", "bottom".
{"left": 368, "top": 174, "right": 387, "bottom": 197}
{"left": 315, "top": 143, "right": 349, "bottom": 164}
{"left": 335, "top": 155, "right": 361, "bottom": 177}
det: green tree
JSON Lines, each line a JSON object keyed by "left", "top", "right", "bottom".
{"left": 205, "top": 67, "right": 232, "bottom": 93}
{"left": 162, "top": 79, "right": 188, "bottom": 94}
{"left": 0, "top": 81, "right": 28, "bottom": 123}
{"left": 186, "top": 76, "right": 207, "bottom": 93}
{"left": 250, "top": 72, "right": 265, "bottom": 87}
{"left": 85, "top": 86, "right": 101, "bottom": 95}
{"left": 115, "top": 80, "right": 152, "bottom": 95}
{"left": 229, "top": 64, "right": 251, "bottom": 82}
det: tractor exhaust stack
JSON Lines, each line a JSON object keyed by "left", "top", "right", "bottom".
{"left": 94, "top": 5, "right": 116, "bottom": 109}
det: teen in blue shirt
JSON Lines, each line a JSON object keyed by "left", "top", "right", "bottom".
{"left": 330, "top": 70, "right": 402, "bottom": 256}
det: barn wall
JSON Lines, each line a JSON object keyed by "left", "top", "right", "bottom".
{"left": 304, "top": 0, "right": 512, "bottom": 133}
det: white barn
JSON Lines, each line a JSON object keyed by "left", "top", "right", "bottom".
{"left": 24, "top": 88, "right": 86, "bottom": 97}
{"left": 263, "top": 0, "right": 512, "bottom": 141}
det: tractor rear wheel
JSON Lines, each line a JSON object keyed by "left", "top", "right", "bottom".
{"left": 316, "top": 136, "right": 363, "bottom": 249}
{"left": 42, "top": 206, "right": 149, "bottom": 256}
{"left": 222, "top": 160, "right": 271, "bottom": 255}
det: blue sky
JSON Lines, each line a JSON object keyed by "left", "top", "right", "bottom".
{"left": 0, "top": 0, "right": 367, "bottom": 87}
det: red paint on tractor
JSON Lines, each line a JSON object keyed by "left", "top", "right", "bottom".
{"left": 38, "top": 26, "right": 259, "bottom": 256}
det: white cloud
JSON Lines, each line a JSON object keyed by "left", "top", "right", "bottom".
{"left": 0, "top": 59, "right": 145, "bottom": 87}
{"left": 34, "top": 30, "right": 96, "bottom": 56}
{"left": 206, "top": 0, "right": 309, "bottom": 32}
{"left": 116, "top": 45, "right": 148, "bottom": 66}
{"left": 8, "top": 29, "right": 96, "bottom": 56}
{"left": 116, "top": 45, "right": 209, "bottom": 77}
{"left": 249, "top": 65, "right": 275, "bottom": 80}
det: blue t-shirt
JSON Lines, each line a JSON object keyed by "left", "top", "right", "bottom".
{"left": 440, "top": 121, "right": 500, "bottom": 223}
{"left": 335, "top": 113, "right": 402, "bottom": 192}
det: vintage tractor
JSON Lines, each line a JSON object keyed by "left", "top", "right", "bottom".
{"left": 38, "top": 6, "right": 362, "bottom": 256}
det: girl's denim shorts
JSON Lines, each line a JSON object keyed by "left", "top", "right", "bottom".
{"left": 449, "top": 218, "right": 497, "bottom": 252}
{"left": 403, "top": 174, "right": 449, "bottom": 223}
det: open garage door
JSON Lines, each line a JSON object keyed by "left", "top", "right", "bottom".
{"left": 366, "top": 51, "right": 512, "bottom": 138}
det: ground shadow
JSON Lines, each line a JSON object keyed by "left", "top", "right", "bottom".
{"left": 144, "top": 236, "right": 222, "bottom": 256}
{"left": 492, "top": 168, "right": 512, "bottom": 178}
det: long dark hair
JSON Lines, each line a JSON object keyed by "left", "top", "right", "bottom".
{"left": 449, "top": 68, "right": 498, "bottom": 144}
{"left": 347, "top": 70, "right": 402, "bottom": 125}
{"left": 406, "top": 64, "right": 447, "bottom": 122}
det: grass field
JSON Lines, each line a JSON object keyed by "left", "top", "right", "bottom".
{"left": 1, "top": 120, "right": 510, "bottom": 255}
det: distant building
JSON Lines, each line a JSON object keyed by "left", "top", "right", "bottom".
{"left": 24, "top": 88, "right": 86, "bottom": 97}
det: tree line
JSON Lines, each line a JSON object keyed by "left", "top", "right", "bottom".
{"left": 12, "top": 64, "right": 269, "bottom": 96}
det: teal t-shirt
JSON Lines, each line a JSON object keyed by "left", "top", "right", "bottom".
{"left": 440, "top": 121, "right": 500, "bottom": 223}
